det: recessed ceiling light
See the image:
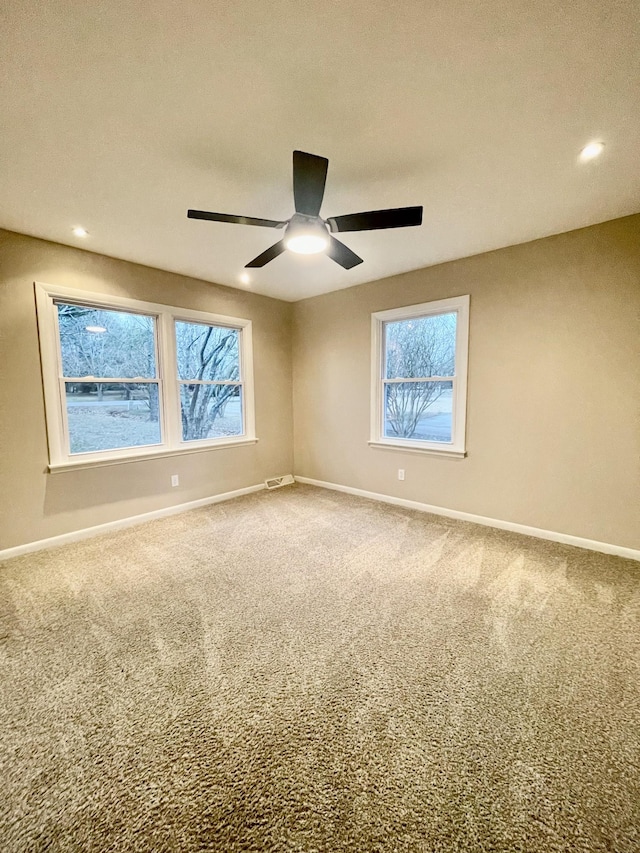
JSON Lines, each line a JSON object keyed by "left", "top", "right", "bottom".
{"left": 72, "top": 226, "right": 89, "bottom": 237}
{"left": 239, "top": 272, "right": 251, "bottom": 284}
{"left": 85, "top": 325, "right": 106, "bottom": 333}
{"left": 579, "top": 142, "right": 605, "bottom": 162}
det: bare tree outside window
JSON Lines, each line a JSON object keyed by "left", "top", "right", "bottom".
{"left": 384, "top": 313, "right": 456, "bottom": 441}
{"left": 58, "top": 304, "right": 156, "bottom": 377}
{"left": 175, "top": 321, "right": 243, "bottom": 441}
{"left": 57, "top": 303, "right": 161, "bottom": 453}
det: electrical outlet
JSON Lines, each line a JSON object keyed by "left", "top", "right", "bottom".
{"left": 398, "top": 469, "right": 405, "bottom": 481}
{"left": 171, "top": 474, "right": 179, "bottom": 487}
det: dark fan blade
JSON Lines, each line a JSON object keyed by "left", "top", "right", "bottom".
{"left": 187, "top": 210, "right": 285, "bottom": 228}
{"left": 327, "top": 206, "right": 423, "bottom": 233}
{"left": 245, "top": 240, "right": 286, "bottom": 268}
{"left": 326, "top": 236, "right": 363, "bottom": 269}
{"left": 293, "top": 150, "right": 329, "bottom": 216}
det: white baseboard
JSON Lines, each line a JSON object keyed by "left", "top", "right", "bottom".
{"left": 0, "top": 484, "right": 265, "bottom": 562}
{"left": 4, "top": 477, "right": 638, "bottom": 564}
{"left": 294, "top": 476, "right": 640, "bottom": 562}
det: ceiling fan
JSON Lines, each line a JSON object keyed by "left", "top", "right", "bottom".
{"left": 187, "top": 150, "right": 423, "bottom": 269}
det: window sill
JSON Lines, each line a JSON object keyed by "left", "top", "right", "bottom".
{"left": 368, "top": 440, "right": 466, "bottom": 459}
{"left": 48, "top": 438, "right": 259, "bottom": 473}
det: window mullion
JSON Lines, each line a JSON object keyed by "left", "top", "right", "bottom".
{"left": 378, "top": 319, "right": 385, "bottom": 441}
{"left": 450, "top": 376, "right": 457, "bottom": 440}
{"left": 383, "top": 376, "right": 454, "bottom": 383}
{"left": 161, "top": 314, "right": 181, "bottom": 450}
{"left": 61, "top": 376, "right": 160, "bottom": 383}
{"left": 176, "top": 379, "right": 242, "bottom": 386}
{"left": 58, "top": 376, "right": 72, "bottom": 457}
{"left": 50, "top": 297, "right": 69, "bottom": 463}
{"left": 241, "top": 322, "right": 255, "bottom": 439}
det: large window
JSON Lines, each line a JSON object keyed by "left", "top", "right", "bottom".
{"left": 370, "top": 295, "right": 469, "bottom": 456}
{"left": 36, "top": 283, "right": 256, "bottom": 469}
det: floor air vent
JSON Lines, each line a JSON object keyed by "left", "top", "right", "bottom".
{"left": 265, "top": 474, "right": 295, "bottom": 490}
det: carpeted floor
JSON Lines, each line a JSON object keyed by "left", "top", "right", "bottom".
{"left": 1, "top": 484, "right": 639, "bottom": 852}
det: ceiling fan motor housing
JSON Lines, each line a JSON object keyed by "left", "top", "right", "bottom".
{"left": 285, "top": 213, "right": 329, "bottom": 238}
{"left": 284, "top": 214, "right": 330, "bottom": 255}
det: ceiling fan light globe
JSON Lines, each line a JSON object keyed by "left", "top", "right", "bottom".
{"left": 285, "top": 233, "right": 329, "bottom": 255}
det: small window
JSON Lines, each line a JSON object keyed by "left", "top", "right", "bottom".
{"left": 370, "top": 295, "right": 469, "bottom": 456}
{"left": 175, "top": 320, "right": 244, "bottom": 442}
{"left": 56, "top": 302, "right": 162, "bottom": 455}
{"left": 35, "top": 283, "right": 256, "bottom": 470}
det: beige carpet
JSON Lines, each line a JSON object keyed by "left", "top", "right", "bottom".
{"left": 1, "top": 484, "right": 638, "bottom": 852}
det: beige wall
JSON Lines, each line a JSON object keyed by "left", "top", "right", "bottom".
{"left": 292, "top": 215, "right": 640, "bottom": 550}
{"left": 0, "top": 230, "right": 293, "bottom": 550}
{"left": 2, "top": 216, "right": 638, "bottom": 553}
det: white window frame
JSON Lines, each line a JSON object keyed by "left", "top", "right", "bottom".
{"left": 369, "top": 294, "right": 469, "bottom": 457}
{"left": 35, "top": 282, "right": 256, "bottom": 471}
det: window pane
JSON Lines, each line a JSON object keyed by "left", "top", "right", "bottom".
{"left": 384, "top": 381, "right": 452, "bottom": 442}
{"left": 175, "top": 321, "right": 239, "bottom": 382}
{"left": 65, "top": 383, "right": 161, "bottom": 454}
{"left": 57, "top": 303, "right": 156, "bottom": 379}
{"left": 385, "top": 312, "right": 456, "bottom": 379}
{"left": 180, "top": 384, "right": 243, "bottom": 441}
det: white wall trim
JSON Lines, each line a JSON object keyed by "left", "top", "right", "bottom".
{"left": 5, "top": 476, "right": 637, "bottom": 564}
{"left": 34, "top": 281, "right": 256, "bottom": 469}
{"left": 0, "top": 484, "right": 265, "bottom": 562}
{"left": 370, "top": 294, "right": 469, "bottom": 457}
{"left": 294, "top": 476, "right": 640, "bottom": 562}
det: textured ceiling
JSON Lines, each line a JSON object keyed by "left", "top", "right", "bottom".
{"left": 1, "top": 0, "right": 639, "bottom": 301}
